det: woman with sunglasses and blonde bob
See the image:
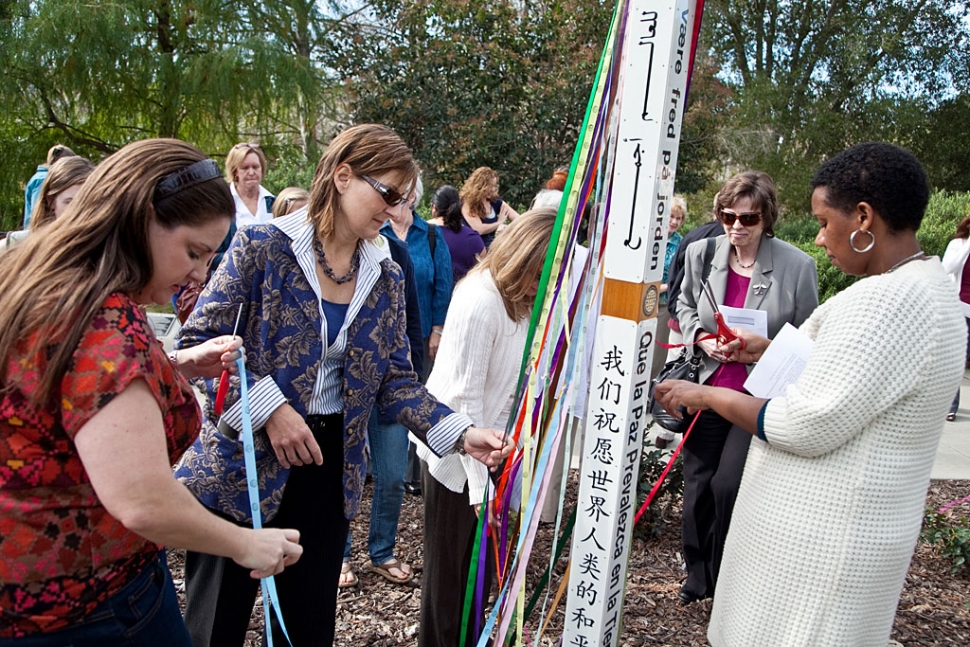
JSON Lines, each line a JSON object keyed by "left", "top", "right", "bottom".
{"left": 674, "top": 171, "right": 818, "bottom": 605}
{"left": 225, "top": 142, "right": 275, "bottom": 228}
{"left": 175, "top": 124, "right": 511, "bottom": 647}
{"left": 0, "top": 139, "right": 302, "bottom": 645}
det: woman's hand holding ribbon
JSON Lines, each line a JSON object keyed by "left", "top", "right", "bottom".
{"left": 177, "top": 335, "right": 243, "bottom": 379}
{"left": 235, "top": 527, "right": 303, "bottom": 579}
{"left": 464, "top": 427, "right": 513, "bottom": 471}
{"left": 654, "top": 379, "right": 711, "bottom": 420}
{"left": 722, "top": 328, "right": 770, "bottom": 364}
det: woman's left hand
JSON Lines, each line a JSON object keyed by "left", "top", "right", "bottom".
{"left": 428, "top": 331, "right": 441, "bottom": 360}
{"left": 464, "top": 427, "right": 513, "bottom": 470}
{"left": 653, "top": 379, "right": 710, "bottom": 419}
{"left": 176, "top": 336, "right": 243, "bottom": 379}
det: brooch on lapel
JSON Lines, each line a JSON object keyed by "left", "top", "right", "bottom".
{"left": 752, "top": 282, "right": 769, "bottom": 296}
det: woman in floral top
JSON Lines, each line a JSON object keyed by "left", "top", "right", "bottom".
{"left": 0, "top": 139, "right": 302, "bottom": 645}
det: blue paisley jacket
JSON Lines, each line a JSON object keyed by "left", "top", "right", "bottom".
{"left": 174, "top": 210, "right": 472, "bottom": 522}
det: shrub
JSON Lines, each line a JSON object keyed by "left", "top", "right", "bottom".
{"left": 921, "top": 509, "right": 970, "bottom": 575}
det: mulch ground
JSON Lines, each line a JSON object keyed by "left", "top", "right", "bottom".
{"left": 170, "top": 478, "right": 970, "bottom": 646}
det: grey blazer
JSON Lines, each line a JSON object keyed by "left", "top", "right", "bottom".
{"left": 679, "top": 234, "right": 819, "bottom": 383}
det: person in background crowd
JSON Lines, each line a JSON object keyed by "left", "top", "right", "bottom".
{"left": 942, "top": 212, "right": 970, "bottom": 421}
{"left": 342, "top": 185, "right": 429, "bottom": 588}
{"left": 225, "top": 142, "right": 275, "bottom": 228}
{"left": 175, "top": 124, "right": 509, "bottom": 647}
{"left": 0, "top": 138, "right": 301, "bottom": 646}
{"left": 674, "top": 171, "right": 818, "bottom": 605}
{"left": 429, "top": 184, "right": 485, "bottom": 283}
{"left": 418, "top": 208, "right": 556, "bottom": 647}
{"left": 23, "top": 144, "right": 76, "bottom": 228}
{"left": 652, "top": 194, "right": 687, "bottom": 449}
{"left": 383, "top": 175, "right": 455, "bottom": 497}
{"left": 272, "top": 187, "right": 310, "bottom": 219}
{"left": 460, "top": 166, "right": 519, "bottom": 247}
{"left": 4, "top": 156, "right": 95, "bottom": 252}
{"left": 656, "top": 142, "right": 963, "bottom": 647}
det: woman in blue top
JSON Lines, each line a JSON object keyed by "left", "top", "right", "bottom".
{"left": 382, "top": 175, "right": 453, "bottom": 364}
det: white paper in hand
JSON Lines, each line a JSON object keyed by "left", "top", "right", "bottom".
{"left": 743, "top": 323, "right": 814, "bottom": 398}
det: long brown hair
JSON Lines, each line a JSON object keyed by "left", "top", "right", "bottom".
{"left": 472, "top": 207, "right": 556, "bottom": 320}
{"left": 0, "top": 139, "right": 233, "bottom": 406}
{"left": 29, "top": 156, "right": 95, "bottom": 231}
{"left": 460, "top": 167, "right": 499, "bottom": 220}
{"left": 307, "top": 124, "right": 418, "bottom": 242}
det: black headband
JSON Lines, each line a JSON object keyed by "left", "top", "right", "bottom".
{"left": 154, "top": 159, "right": 222, "bottom": 202}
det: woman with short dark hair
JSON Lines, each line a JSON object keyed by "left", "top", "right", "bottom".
{"left": 657, "top": 142, "right": 964, "bottom": 645}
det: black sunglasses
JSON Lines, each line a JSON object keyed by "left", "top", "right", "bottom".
{"left": 718, "top": 209, "right": 762, "bottom": 227}
{"left": 359, "top": 175, "right": 408, "bottom": 207}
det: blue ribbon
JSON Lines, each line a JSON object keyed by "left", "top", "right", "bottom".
{"left": 237, "top": 354, "right": 292, "bottom": 646}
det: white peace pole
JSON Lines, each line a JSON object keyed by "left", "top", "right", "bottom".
{"left": 564, "top": 1, "right": 696, "bottom": 645}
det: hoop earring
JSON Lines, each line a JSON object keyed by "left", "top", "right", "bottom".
{"left": 850, "top": 229, "right": 875, "bottom": 253}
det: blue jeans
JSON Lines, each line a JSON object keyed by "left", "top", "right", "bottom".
{"left": 0, "top": 552, "right": 190, "bottom": 647}
{"left": 345, "top": 409, "right": 409, "bottom": 565}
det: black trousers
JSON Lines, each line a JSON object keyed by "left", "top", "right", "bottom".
{"left": 680, "top": 410, "right": 751, "bottom": 597}
{"left": 183, "top": 414, "right": 349, "bottom": 647}
{"left": 418, "top": 461, "right": 494, "bottom": 647}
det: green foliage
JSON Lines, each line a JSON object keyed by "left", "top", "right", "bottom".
{"left": 922, "top": 509, "right": 970, "bottom": 575}
{"left": 702, "top": 0, "right": 970, "bottom": 209}
{"left": 341, "top": 0, "right": 613, "bottom": 209}
{"left": 634, "top": 441, "right": 684, "bottom": 539}
{"left": 0, "top": 0, "right": 345, "bottom": 228}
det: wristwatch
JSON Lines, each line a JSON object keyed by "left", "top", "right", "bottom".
{"left": 455, "top": 426, "right": 471, "bottom": 456}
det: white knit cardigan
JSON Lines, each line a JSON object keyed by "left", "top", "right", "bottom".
{"left": 709, "top": 258, "right": 965, "bottom": 646}
{"left": 414, "top": 269, "right": 528, "bottom": 505}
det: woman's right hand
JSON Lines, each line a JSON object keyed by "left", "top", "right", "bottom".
{"left": 265, "top": 404, "right": 323, "bottom": 468}
{"left": 234, "top": 528, "right": 303, "bottom": 579}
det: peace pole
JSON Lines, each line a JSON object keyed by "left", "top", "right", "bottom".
{"left": 563, "top": 1, "right": 696, "bottom": 645}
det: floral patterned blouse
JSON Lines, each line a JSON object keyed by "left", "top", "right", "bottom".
{"left": 0, "top": 293, "right": 201, "bottom": 637}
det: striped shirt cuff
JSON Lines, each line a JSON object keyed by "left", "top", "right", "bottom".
{"left": 427, "top": 412, "right": 475, "bottom": 457}
{"left": 756, "top": 399, "right": 771, "bottom": 442}
{"left": 218, "top": 377, "right": 288, "bottom": 439}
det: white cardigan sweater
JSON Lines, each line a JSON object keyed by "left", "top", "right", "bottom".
{"left": 414, "top": 270, "right": 528, "bottom": 505}
{"left": 709, "top": 258, "right": 964, "bottom": 646}
{"left": 941, "top": 236, "right": 970, "bottom": 316}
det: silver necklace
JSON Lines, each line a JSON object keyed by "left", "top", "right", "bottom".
{"left": 313, "top": 241, "right": 360, "bottom": 285}
{"left": 733, "top": 246, "right": 755, "bottom": 269}
{"left": 885, "top": 250, "right": 926, "bottom": 274}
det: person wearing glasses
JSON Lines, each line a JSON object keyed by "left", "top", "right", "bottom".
{"left": 0, "top": 139, "right": 301, "bottom": 645}
{"left": 175, "top": 124, "right": 511, "bottom": 647}
{"left": 225, "top": 142, "right": 275, "bottom": 228}
{"left": 674, "top": 171, "right": 818, "bottom": 605}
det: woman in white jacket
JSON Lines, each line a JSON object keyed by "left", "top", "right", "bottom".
{"left": 415, "top": 208, "right": 555, "bottom": 647}
{"left": 941, "top": 213, "right": 970, "bottom": 420}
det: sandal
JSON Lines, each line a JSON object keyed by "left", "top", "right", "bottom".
{"left": 363, "top": 557, "right": 413, "bottom": 584}
{"left": 947, "top": 412, "right": 957, "bottom": 422}
{"left": 338, "top": 561, "right": 358, "bottom": 588}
